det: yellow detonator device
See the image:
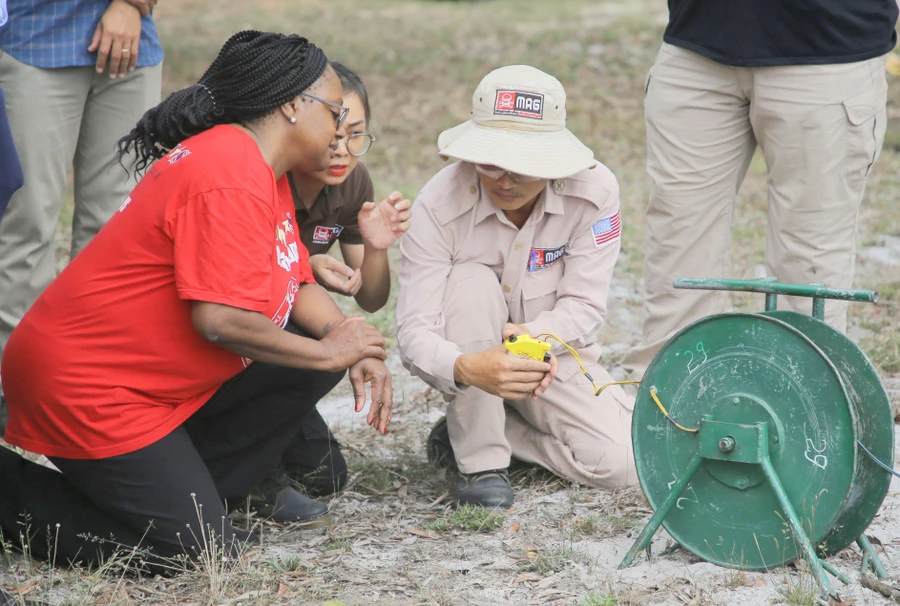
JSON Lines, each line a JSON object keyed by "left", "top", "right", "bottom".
{"left": 504, "top": 334, "right": 552, "bottom": 362}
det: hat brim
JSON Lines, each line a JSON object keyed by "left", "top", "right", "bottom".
{"left": 438, "top": 120, "right": 596, "bottom": 180}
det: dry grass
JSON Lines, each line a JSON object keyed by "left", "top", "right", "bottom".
{"left": 9, "top": 0, "right": 900, "bottom": 604}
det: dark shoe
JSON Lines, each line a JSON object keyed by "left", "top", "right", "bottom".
{"left": 457, "top": 469, "right": 514, "bottom": 509}
{"left": 249, "top": 468, "right": 331, "bottom": 527}
{"left": 427, "top": 416, "right": 458, "bottom": 472}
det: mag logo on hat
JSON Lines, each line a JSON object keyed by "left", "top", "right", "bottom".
{"left": 494, "top": 90, "right": 544, "bottom": 120}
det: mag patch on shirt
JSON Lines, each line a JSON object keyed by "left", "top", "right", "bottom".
{"left": 527, "top": 243, "right": 567, "bottom": 272}
{"left": 312, "top": 224, "right": 344, "bottom": 245}
{"left": 591, "top": 211, "right": 621, "bottom": 248}
{"left": 494, "top": 90, "right": 544, "bottom": 120}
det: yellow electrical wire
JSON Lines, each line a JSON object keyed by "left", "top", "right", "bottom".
{"left": 649, "top": 386, "right": 699, "bottom": 433}
{"left": 534, "top": 332, "right": 698, "bottom": 433}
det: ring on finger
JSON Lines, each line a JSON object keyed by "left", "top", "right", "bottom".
{"left": 122, "top": 48, "right": 130, "bottom": 53}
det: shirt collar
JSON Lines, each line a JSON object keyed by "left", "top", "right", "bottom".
{"left": 289, "top": 174, "right": 345, "bottom": 220}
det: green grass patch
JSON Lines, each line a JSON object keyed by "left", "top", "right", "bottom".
{"left": 579, "top": 593, "right": 619, "bottom": 606}
{"left": 321, "top": 538, "right": 353, "bottom": 552}
{"left": 423, "top": 505, "right": 506, "bottom": 533}
{"left": 526, "top": 546, "right": 578, "bottom": 575}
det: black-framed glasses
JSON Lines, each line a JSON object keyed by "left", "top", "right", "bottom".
{"left": 301, "top": 92, "right": 349, "bottom": 129}
{"left": 344, "top": 132, "right": 376, "bottom": 157}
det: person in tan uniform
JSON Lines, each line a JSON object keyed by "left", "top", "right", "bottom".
{"left": 622, "top": 0, "right": 896, "bottom": 378}
{"left": 397, "top": 65, "right": 637, "bottom": 508}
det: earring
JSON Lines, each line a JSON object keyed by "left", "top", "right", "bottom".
{"left": 289, "top": 116, "right": 297, "bottom": 124}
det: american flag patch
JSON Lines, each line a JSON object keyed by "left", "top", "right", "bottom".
{"left": 591, "top": 211, "right": 621, "bottom": 248}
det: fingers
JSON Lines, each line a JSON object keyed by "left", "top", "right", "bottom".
{"left": 88, "top": 25, "right": 102, "bottom": 54}
{"left": 345, "top": 269, "right": 363, "bottom": 295}
{"left": 349, "top": 365, "right": 366, "bottom": 413}
{"left": 366, "top": 374, "right": 383, "bottom": 426}
{"left": 547, "top": 353, "right": 559, "bottom": 381}
{"left": 392, "top": 195, "right": 411, "bottom": 211}
{"left": 510, "top": 370, "right": 549, "bottom": 384}
{"left": 362, "top": 367, "right": 392, "bottom": 435}
{"left": 506, "top": 356, "right": 551, "bottom": 373}
{"left": 500, "top": 381, "right": 544, "bottom": 401}
{"left": 330, "top": 260, "right": 355, "bottom": 278}
{"left": 502, "top": 323, "right": 530, "bottom": 340}
{"left": 317, "top": 256, "right": 359, "bottom": 293}
{"left": 532, "top": 353, "right": 559, "bottom": 399}
{"left": 94, "top": 28, "right": 112, "bottom": 73}
{"left": 318, "top": 271, "right": 352, "bottom": 294}
{"left": 361, "top": 345, "right": 388, "bottom": 361}
{"left": 127, "top": 37, "right": 139, "bottom": 72}
{"left": 379, "top": 376, "right": 393, "bottom": 434}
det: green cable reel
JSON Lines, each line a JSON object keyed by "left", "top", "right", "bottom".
{"left": 620, "top": 279, "right": 894, "bottom": 598}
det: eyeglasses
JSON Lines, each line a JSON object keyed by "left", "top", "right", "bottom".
{"left": 342, "top": 132, "right": 376, "bottom": 157}
{"left": 301, "top": 92, "right": 350, "bottom": 130}
{"left": 475, "top": 164, "right": 543, "bottom": 184}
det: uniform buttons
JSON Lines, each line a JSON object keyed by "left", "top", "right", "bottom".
{"left": 502, "top": 284, "right": 511, "bottom": 294}
{"left": 553, "top": 181, "right": 565, "bottom": 193}
{"left": 469, "top": 185, "right": 478, "bottom": 195}
{"left": 514, "top": 242, "right": 523, "bottom": 251}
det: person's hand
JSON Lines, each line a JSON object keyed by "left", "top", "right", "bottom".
{"left": 454, "top": 345, "right": 551, "bottom": 400}
{"left": 502, "top": 323, "right": 530, "bottom": 341}
{"left": 348, "top": 357, "right": 393, "bottom": 435}
{"left": 501, "top": 324, "right": 557, "bottom": 398}
{"left": 309, "top": 254, "right": 362, "bottom": 296}
{"left": 357, "top": 192, "right": 412, "bottom": 250}
{"left": 532, "top": 352, "right": 558, "bottom": 399}
{"left": 89, "top": 0, "right": 142, "bottom": 78}
{"left": 122, "top": 0, "right": 157, "bottom": 16}
{"left": 320, "top": 317, "right": 386, "bottom": 370}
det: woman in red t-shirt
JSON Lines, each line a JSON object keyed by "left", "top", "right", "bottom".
{"left": 0, "top": 30, "right": 392, "bottom": 570}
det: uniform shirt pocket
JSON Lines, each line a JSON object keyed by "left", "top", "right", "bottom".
{"left": 521, "top": 261, "right": 563, "bottom": 319}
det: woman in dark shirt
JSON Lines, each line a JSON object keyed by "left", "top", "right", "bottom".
{"left": 251, "top": 63, "right": 411, "bottom": 519}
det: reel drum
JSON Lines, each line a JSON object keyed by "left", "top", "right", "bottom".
{"left": 620, "top": 280, "right": 894, "bottom": 597}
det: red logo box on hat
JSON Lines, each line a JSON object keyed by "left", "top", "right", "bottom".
{"left": 494, "top": 90, "right": 544, "bottom": 120}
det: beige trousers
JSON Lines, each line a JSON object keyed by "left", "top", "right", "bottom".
{"left": 624, "top": 44, "right": 888, "bottom": 378}
{"left": 442, "top": 264, "right": 637, "bottom": 488}
{"left": 0, "top": 53, "right": 162, "bottom": 374}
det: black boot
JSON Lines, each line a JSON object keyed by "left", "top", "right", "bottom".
{"left": 456, "top": 469, "right": 514, "bottom": 509}
{"left": 426, "top": 416, "right": 458, "bottom": 472}
{"left": 248, "top": 466, "right": 331, "bottom": 527}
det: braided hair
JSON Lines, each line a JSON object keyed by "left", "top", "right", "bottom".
{"left": 118, "top": 30, "right": 329, "bottom": 174}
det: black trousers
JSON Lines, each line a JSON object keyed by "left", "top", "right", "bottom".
{"left": 281, "top": 408, "right": 348, "bottom": 497}
{"left": 0, "top": 358, "right": 343, "bottom": 571}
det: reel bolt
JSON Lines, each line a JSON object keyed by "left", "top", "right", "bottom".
{"left": 732, "top": 397, "right": 740, "bottom": 405}
{"left": 718, "top": 436, "right": 736, "bottom": 453}
{"left": 736, "top": 477, "right": 749, "bottom": 489}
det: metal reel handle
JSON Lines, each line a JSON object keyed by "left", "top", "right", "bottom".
{"left": 673, "top": 278, "right": 877, "bottom": 320}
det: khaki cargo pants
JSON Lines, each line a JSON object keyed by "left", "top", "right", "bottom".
{"left": 442, "top": 263, "right": 637, "bottom": 489}
{"left": 0, "top": 53, "right": 162, "bottom": 389}
{"left": 625, "top": 44, "right": 888, "bottom": 378}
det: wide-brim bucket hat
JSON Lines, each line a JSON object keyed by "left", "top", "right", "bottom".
{"left": 438, "top": 65, "right": 596, "bottom": 180}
